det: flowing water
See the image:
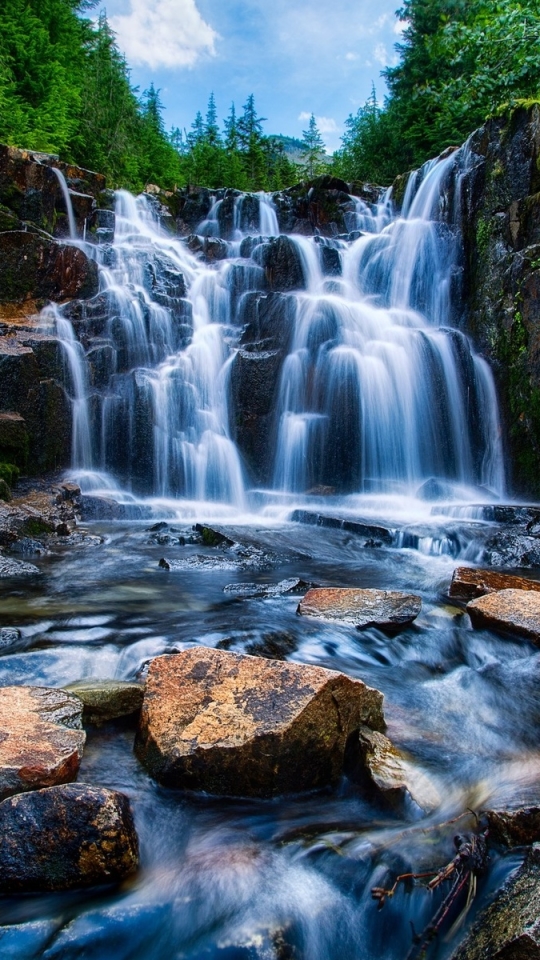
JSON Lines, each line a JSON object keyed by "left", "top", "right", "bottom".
{"left": 0, "top": 153, "right": 537, "bottom": 959}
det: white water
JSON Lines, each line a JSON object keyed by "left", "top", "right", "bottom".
{"left": 52, "top": 166, "right": 78, "bottom": 239}
{"left": 44, "top": 158, "right": 504, "bottom": 509}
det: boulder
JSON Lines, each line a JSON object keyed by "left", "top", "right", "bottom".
{"left": 0, "top": 553, "right": 39, "bottom": 577}
{"left": 0, "top": 783, "right": 138, "bottom": 893}
{"left": 450, "top": 843, "right": 540, "bottom": 960}
{"left": 259, "top": 236, "right": 306, "bottom": 291}
{"left": 467, "top": 589, "right": 540, "bottom": 643}
{"left": 63, "top": 679, "right": 144, "bottom": 724}
{"left": 0, "top": 412, "right": 28, "bottom": 467}
{"left": 0, "top": 231, "right": 98, "bottom": 303}
{"left": 0, "top": 685, "right": 85, "bottom": 799}
{"left": 346, "top": 725, "right": 440, "bottom": 813}
{"left": 290, "top": 510, "right": 393, "bottom": 545}
{"left": 483, "top": 532, "right": 540, "bottom": 568}
{"left": 297, "top": 588, "right": 421, "bottom": 631}
{"left": 487, "top": 806, "right": 540, "bottom": 847}
{"left": 135, "top": 647, "right": 385, "bottom": 797}
{"left": 449, "top": 566, "right": 540, "bottom": 601}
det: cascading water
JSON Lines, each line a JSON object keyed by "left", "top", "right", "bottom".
{"left": 47, "top": 148, "right": 504, "bottom": 508}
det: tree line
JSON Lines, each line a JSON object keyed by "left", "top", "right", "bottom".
{"left": 334, "top": 0, "right": 540, "bottom": 184}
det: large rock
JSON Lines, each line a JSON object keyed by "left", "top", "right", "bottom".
{"left": 290, "top": 510, "right": 393, "bottom": 545}
{"left": 0, "top": 553, "right": 39, "bottom": 577}
{"left": 0, "top": 783, "right": 138, "bottom": 893}
{"left": 64, "top": 679, "right": 144, "bottom": 724}
{"left": 297, "top": 588, "right": 422, "bottom": 630}
{"left": 0, "top": 685, "right": 85, "bottom": 799}
{"left": 0, "top": 231, "right": 98, "bottom": 304}
{"left": 258, "top": 236, "right": 306, "bottom": 291}
{"left": 0, "top": 411, "right": 28, "bottom": 467}
{"left": 450, "top": 843, "right": 540, "bottom": 960}
{"left": 487, "top": 806, "right": 540, "bottom": 847}
{"left": 230, "top": 347, "right": 283, "bottom": 484}
{"left": 467, "top": 588, "right": 540, "bottom": 643}
{"left": 449, "top": 566, "right": 540, "bottom": 601}
{"left": 135, "top": 648, "right": 385, "bottom": 797}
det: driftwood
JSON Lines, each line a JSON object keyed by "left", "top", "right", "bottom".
{"left": 372, "top": 829, "right": 489, "bottom": 960}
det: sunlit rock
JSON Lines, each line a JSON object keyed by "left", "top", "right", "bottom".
{"left": 449, "top": 566, "right": 540, "bottom": 601}
{"left": 297, "top": 588, "right": 421, "bottom": 631}
{"left": 487, "top": 806, "right": 540, "bottom": 847}
{"left": 0, "top": 686, "right": 85, "bottom": 799}
{"left": 0, "top": 784, "right": 138, "bottom": 893}
{"left": 467, "top": 588, "right": 540, "bottom": 643}
{"left": 135, "top": 647, "right": 385, "bottom": 797}
{"left": 346, "top": 725, "right": 440, "bottom": 813}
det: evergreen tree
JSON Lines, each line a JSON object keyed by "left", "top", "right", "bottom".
{"left": 237, "top": 94, "right": 267, "bottom": 189}
{"left": 300, "top": 114, "right": 326, "bottom": 178}
{"left": 222, "top": 103, "right": 247, "bottom": 189}
{"left": 205, "top": 92, "right": 221, "bottom": 146}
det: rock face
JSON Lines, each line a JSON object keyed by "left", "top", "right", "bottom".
{"left": 487, "top": 806, "right": 540, "bottom": 847}
{"left": 64, "top": 679, "right": 144, "bottom": 724}
{"left": 467, "top": 588, "right": 540, "bottom": 643}
{"left": 0, "top": 783, "right": 138, "bottom": 893}
{"left": 450, "top": 843, "right": 540, "bottom": 960}
{"left": 0, "top": 685, "right": 85, "bottom": 799}
{"left": 297, "top": 588, "right": 422, "bottom": 630}
{"left": 0, "top": 231, "right": 98, "bottom": 304}
{"left": 135, "top": 648, "right": 385, "bottom": 797}
{"left": 449, "top": 566, "right": 540, "bottom": 600}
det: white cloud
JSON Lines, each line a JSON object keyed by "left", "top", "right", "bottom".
{"left": 298, "top": 112, "right": 339, "bottom": 134}
{"left": 373, "top": 42, "right": 391, "bottom": 66}
{"left": 345, "top": 52, "right": 359, "bottom": 61}
{"left": 110, "top": 0, "right": 218, "bottom": 70}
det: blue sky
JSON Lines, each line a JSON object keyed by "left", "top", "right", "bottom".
{"left": 99, "top": 0, "right": 404, "bottom": 152}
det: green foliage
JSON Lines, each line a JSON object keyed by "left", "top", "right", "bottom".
{"left": 337, "top": 0, "right": 540, "bottom": 183}
{"left": 300, "top": 114, "right": 328, "bottom": 178}
{"left": 0, "top": 463, "right": 19, "bottom": 488}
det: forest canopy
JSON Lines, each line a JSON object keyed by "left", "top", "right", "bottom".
{"left": 1, "top": 0, "right": 539, "bottom": 190}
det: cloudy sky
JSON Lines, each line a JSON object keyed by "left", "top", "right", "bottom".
{"left": 99, "top": 0, "right": 404, "bottom": 152}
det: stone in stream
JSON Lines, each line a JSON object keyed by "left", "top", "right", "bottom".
{"left": 0, "top": 783, "right": 139, "bottom": 893}
{"left": 487, "top": 806, "right": 540, "bottom": 847}
{"left": 63, "top": 679, "right": 145, "bottom": 725}
{"left": 450, "top": 843, "right": 540, "bottom": 960}
{"left": 222, "top": 577, "right": 313, "bottom": 598}
{"left": 0, "top": 685, "right": 85, "bottom": 799}
{"left": 467, "top": 589, "right": 540, "bottom": 643}
{"left": 297, "top": 588, "right": 422, "bottom": 631}
{"left": 135, "top": 648, "right": 385, "bottom": 798}
{"left": 290, "top": 509, "right": 393, "bottom": 545}
{"left": 0, "top": 552, "right": 39, "bottom": 577}
{"left": 449, "top": 566, "right": 540, "bottom": 601}
{"left": 346, "top": 725, "right": 440, "bottom": 813}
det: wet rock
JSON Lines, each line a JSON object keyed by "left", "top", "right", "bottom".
{"left": 223, "top": 577, "right": 312, "bottom": 599}
{"left": 467, "top": 589, "right": 540, "bottom": 643}
{"left": 0, "top": 479, "right": 11, "bottom": 501}
{"left": 297, "top": 588, "right": 421, "bottom": 631}
{"left": 135, "top": 647, "right": 385, "bottom": 797}
{"left": 259, "top": 236, "right": 306, "bottom": 291}
{"left": 483, "top": 532, "right": 540, "bottom": 568}
{"left": 244, "top": 630, "right": 299, "bottom": 661}
{"left": 290, "top": 509, "right": 393, "bottom": 545}
{"left": 449, "top": 566, "right": 540, "bottom": 601}
{"left": 194, "top": 523, "right": 235, "bottom": 547}
{"left": 0, "top": 783, "right": 138, "bottom": 893}
{"left": 63, "top": 680, "right": 145, "bottom": 725}
{"left": 79, "top": 495, "right": 153, "bottom": 521}
{"left": 0, "top": 231, "right": 98, "bottom": 304}
{"left": 346, "top": 725, "right": 440, "bottom": 813}
{"left": 450, "top": 843, "right": 540, "bottom": 960}
{"left": 487, "top": 806, "right": 540, "bottom": 847}
{"left": 230, "top": 347, "right": 284, "bottom": 484}
{"left": 0, "top": 411, "right": 28, "bottom": 467}
{"left": 0, "top": 552, "right": 39, "bottom": 577}
{"left": 0, "top": 685, "right": 85, "bottom": 799}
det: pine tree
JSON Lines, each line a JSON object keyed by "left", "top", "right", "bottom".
{"left": 237, "top": 94, "right": 268, "bottom": 190}
{"left": 205, "top": 92, "right": 221, "bottom": 146}
{"left": 300, "top": 113, "right": 326, "bottom": 178}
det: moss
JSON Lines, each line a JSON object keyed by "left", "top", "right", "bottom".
{"left": 0, "top": 462, "right": 19, "bottom": 487}
{"left": 23, "top": 518, "right": 51, "bottom": 537}
{"left": 476, "top": 218, "right": 493, "bottom": 257}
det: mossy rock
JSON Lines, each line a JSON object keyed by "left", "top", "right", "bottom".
{"left": 0, "top": 462, "right": 19, "bottom": 488}
{"left": 0, "top": 479, "right": 11, "bottom": 502}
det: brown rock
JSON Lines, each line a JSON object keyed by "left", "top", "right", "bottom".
{"left": 347, "top": 725, "right": 440, "bottom": 813}
{"left": 487, "top": 806, "right": 540, "bottom": 847}
{"left": 449, "top": 566, "right": 540, "bottom": 601}
{"left": 0, "top": 783, "right": 138, "bottom": 893}
{"left": 135, "top": 648, "right": 385, "bottom": 797}
{"left": 0, "top": 686, "right": 85, "bottom": 799}
{"left": 450, "top": 843, "right": 540, "bottom": 960}
{"left": 467, "top": 589, "right": 540, "bottom": 643}
{"left": 0, "top": 231, "right": 98, "bottom": 304}
{"left": 297, "top": 588, "right": 422, "bottom": 630}
{"left": 64, "top": 679, "right": 144, "bottom": 724}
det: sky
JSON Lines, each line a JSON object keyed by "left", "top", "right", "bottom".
{"left": 98, "top": 0, "right": 404, "bottom": 153}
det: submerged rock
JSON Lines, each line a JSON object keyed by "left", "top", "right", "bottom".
{"left": 449, "top": 566, "right": 540, "bottom": 601}
{"left": 467, "top": 589, "right": 540, "bottom": 643}
{"left": 483, "top": 532, "right": 540, "bottom": 568}
{"left": 0, "top": 552, "right": 39, "bottom": 577}
{"left": 63, "top": 679, "right": 145, "bottom": 725}
{"left": 487, "top": 806, "right": 540, "bottom": 847}
{"left": 297, "top": 588, "right": 422, "bottom": 631}
{"left": 0, "top": 685, "right": 85, "bottom": 799}
{"left": 0, "top": 783, "right": 138, "bottom": 893}
{"left": 450, "top": 843, "right": 540, "bottom": 960}
{"left": 346, "top": 725, "right": 440, "bottom": 813}
{"left": 135, "top": 647, "right": 385, "bottom": 797}
{"left": 222, "top": 577, "right": 312, "bottom": 599}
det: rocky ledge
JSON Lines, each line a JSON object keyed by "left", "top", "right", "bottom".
{"left": 297, "top": 587, "right": 422, "bottom": 631}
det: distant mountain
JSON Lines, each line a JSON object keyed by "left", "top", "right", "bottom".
{"left": 268, "top": 135, "right": 306, "bottom": 165}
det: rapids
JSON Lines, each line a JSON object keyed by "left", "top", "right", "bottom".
{"left": 0, "top": 151, "right": 537, "bottom": 959}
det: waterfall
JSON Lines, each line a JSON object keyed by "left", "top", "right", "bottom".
{"left": 52, "top": 167, "right": 77, "bottom": 239}
{"left": 46, "top": 156, "right": 504, "bottom": 506}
